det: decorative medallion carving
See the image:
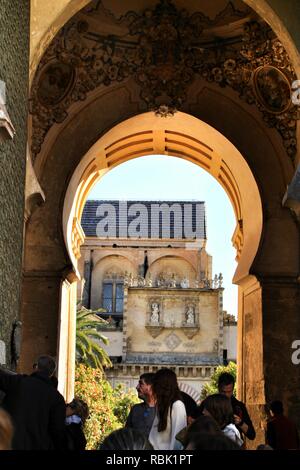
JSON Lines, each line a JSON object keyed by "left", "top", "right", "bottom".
{"left": 165, "top": 332, "right": 181, "bottom": 350}
{"left": 37, "top": 62, "right": 75, "bottom": 107}
{"left": 253, "top": 65, "right": 291, "bottom": 114}
{"left": 30, "top": 0, "right": 299, "bottom": 161}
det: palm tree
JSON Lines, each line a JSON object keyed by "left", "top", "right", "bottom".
{"left": 76, "top": 305, "right": 112, "bottom": 371}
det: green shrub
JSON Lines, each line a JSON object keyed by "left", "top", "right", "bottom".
{"left": 200, "top": 361, "right": 237, "bottom": 400}
{"left": 75, "top": 364, "right": 139, "bottom": 449}
{"left": 112, "top": 383, "right": 140, "bottom": 425}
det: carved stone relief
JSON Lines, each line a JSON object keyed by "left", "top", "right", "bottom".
{"left": 165, "top": 332, "right": 181, "bottom": 350}
{"left": 30, "top": 0, "right": 299, "bottom": 161}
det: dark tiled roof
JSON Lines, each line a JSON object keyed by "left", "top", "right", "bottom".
{"left": 81, "top": 200, "right": 206, "bottom": 239}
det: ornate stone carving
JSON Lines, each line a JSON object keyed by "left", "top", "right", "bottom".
{"left": 155, "top": 105, "right": 177, "bottom": 117}
{"left": 137, "top": 275, "right": 145, "bottom": 287}
{"left": 182, "top": 326, "right": 199, "bottom": 339}
{"left": 180, "top": 277, "right": 189, "bottom": 288}
{"left": 156, "top": 271, "right": 178, "bottom": 287}
{"left": 182, "top": 303, "right": 199, "bottom": 338}
{"left": 150, "top": 302, "right": 160, "bottom": 324}
{"left": 185, "top": 306, "right": 195, "bottom": 325}
{"left": 36, "top": 62, "right": 75, "bottom": 107}
{"left": 165, "top": 332, "right": 181, "bottom": 350}
{"left": 30, "top": 1, "right": 299, "bottom": 161}
{"left": 146, "top": 298, "right": 163, "bottom": 337}
{"left": 253, "top": 65, "right": 291, "bottom": 114}
{"left": 145, "top": 273, "right": 153, "bottom": 287}
{"left": 145, "top": 325, "right": 164, "bottom": 338}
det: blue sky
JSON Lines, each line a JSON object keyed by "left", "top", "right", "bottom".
{"left": 87, "top": 155, "right": 238, "bottom": 316}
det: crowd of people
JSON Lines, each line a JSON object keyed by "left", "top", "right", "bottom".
{"left": 0, "top": 356, "right": 88, "bottom": 450}
{"left": 0, "top": 356, "right": 299, "bottom": 450}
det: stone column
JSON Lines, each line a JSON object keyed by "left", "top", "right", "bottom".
{"left": 238, "top": 275, "right": 300, "bottom": 448}
{"left": 57, "top": 278, "right": 77, "bottom": 401}
{"left": 261, "top": 277, "right": 300, "bottom": 427}
{"left": 19, "top": 272, "right": 62, "bottom": 373}
{"left": 237, "top": 276, "right": 265, "bottom": 448}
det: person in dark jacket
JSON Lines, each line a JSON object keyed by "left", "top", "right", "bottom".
{"left": 266, "top": 400, "right": 299, "bottom": 449}
{"left": 65, "top": 398, "right": 89, "bottom": 450}
{"left": 0, "top": 355, "right": 67, "bottom": 450}
{"left": 218, "top": 372, "right": 256, "bottom": 443}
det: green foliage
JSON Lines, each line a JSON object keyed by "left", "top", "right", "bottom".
{"left": 76, "top": 306, "right": 112, "bottom": 371}
{"left": 75, "top": 364, "right": 139, "bottom": 449}
{"left": 200, "top": 361, "right": 237, "bottom": 400}
{"left": 112, "top": 383, "right": 140, "bottom": 425}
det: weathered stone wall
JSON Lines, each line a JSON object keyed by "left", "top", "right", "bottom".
{"left": 0, "top": 1, "right": 29, "bottom": 367}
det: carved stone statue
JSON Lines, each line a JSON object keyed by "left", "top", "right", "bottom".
{"left": 186, "top": 306, "right": 195, "bottom": 325}
{"left": 146, "top": 273, "right": 153, "bottom": 287}
{"left": 171, "top": 274, "right": 177, "bottom": 288}
{"left": 123, "top": 271, "right": 129, "bottom": 286}
{"left": 150, "top": 302, "right": 160, "bottom": 324}
{"left": 180, "top": 277, "right": 189, "bottom": 288}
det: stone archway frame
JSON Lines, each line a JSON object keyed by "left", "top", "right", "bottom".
{"left": 63, "top": 111, "right": 263, "bottom": 286}
{"left": 179, "top": 381, "right": 201, "bottom": 404}
{"left": 243, "top": 0, "right": 300, "bottom": 78}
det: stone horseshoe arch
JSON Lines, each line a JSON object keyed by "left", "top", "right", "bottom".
{"left": 63, "top": 111, "right": 262, "bottom": 285}
{"left": 59, "top": 111, "right": 262, "bottom": 417}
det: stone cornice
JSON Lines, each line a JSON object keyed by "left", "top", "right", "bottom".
{"left": 105, "top": 362, "right": 219, "bottom": 379}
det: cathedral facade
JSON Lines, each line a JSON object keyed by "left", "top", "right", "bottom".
{"left": 79, "top": 200, "right": 236, "bottom": 398}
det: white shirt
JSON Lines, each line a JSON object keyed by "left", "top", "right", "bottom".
{"left": 149, "top": 400, "right": 187, "bottom": 450}
{"left": 222, "top": 423, "right": 243, "bottom": 446}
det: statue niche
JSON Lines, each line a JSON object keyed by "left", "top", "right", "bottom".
{"left": 150, "top": 302, "right": 160, "bottom": 324}
{"left": 146, "top": 301, "right": 163, "bottom": 338}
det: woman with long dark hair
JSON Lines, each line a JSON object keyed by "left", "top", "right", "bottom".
{"left": 201, "top": 394, "right": 243, "bottom": 447}
{"left": 149, "top": 368, "right": 187, "bottom": 450}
